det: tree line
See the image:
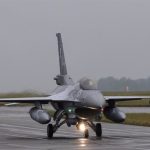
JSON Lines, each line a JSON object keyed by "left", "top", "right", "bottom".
{"left": 98, "top": 77, "right": 150, "bottom": 91}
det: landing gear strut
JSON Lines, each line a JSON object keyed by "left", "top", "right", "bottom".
{"left": 47, "top": 109, "right": 102, "bottom": 139}
{"left": 47, "top": 110, "right": 67, "bottom": 139}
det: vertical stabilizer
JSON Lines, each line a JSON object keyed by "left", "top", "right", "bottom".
{"left": 54, "top": 33, "right": 74, "bottom": 85}
{"left": 56, "top": 33, "right": 67, "bottom": 75}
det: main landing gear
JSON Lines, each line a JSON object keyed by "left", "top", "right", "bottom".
{"left": 47, "top": 110, "right": 102, "bottom": 139}
{"left": 47, "top": 124, "right": 53, "bottom": 139}
{"left": 47, "top": 110, "right": 67, "bottom": 139}
{"left": 47, "top": 121, "right": 102, "bottom": 139}
{"left": 95, "top": 123, "right": 102, "bottom": 137}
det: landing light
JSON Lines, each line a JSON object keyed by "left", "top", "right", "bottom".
{"left": 79, "top": 123, "right": 86, "bottom": 132}
{"left": 68, "top": 109, "right": 72, "bottom": 113}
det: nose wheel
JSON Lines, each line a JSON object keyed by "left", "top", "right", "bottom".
{"left": 84, "top": 129, "right": 89, "bottom": 138}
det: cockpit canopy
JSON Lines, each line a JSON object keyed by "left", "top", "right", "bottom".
{"left": 79, "top": 77, "right": 98, "bottom": 90}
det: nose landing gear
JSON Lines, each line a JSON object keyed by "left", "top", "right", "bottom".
{"left": 77, "top": 121, "right": 102, "bottom": 138}
{"left": 84, "top": 129, "right": 89, "bottom": 138}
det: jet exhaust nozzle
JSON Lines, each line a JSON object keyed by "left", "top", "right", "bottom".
{"left": 29, "top": 107, "right": 51, "bottom": 124}
{"left": 103, "top": 107, "right": 126, "bottom": 123}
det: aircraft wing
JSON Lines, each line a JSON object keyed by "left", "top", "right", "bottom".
{"left": 104, "top": 96, "right": 150, "bottom": 102}
{"left": 0, "top": 97, "right": 52, "bottom": 104}
{"left": 0, "top": 94, "right": 79, "bottom": 104}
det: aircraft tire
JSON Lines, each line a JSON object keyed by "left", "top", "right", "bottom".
{"left": 96, "top": 123, "right": 102, "bottom": 137}
{"left": 47, "top": 124, "right": 53, "bottom": 139}
{"left": 84, "top": 129, "right": 89, "bottom": 138}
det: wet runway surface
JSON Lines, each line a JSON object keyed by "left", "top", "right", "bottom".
{"left": 0, "top": 107, "right": 150, "bottom": 150}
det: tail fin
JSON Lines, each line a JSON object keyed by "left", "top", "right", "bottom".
{"left": 56, "top": 33, "right": 67, "bottom": 75}
{"left": 54, "top": 33, "right": 74, "bottom": 85}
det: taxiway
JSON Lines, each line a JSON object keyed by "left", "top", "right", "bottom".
{"left": 0, "top": 107, "right": 150, "bottom": 150}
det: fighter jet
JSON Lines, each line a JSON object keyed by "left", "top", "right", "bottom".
{"left": 0, "top": 33, "right": 150, "bottom": 138}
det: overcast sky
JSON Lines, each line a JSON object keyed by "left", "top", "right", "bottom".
{"left": 0, "top": 0, "right": 150, "bottom": 93}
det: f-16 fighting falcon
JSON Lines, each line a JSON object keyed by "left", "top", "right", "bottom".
{"left": 0, "top": 33, "right": 150, "bottom": 139}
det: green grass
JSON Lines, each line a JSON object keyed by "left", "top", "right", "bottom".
{"left": 116, "top": 99, "right": 150, "bottom": 107}
{"left": 102, "top": 113, "right": 150, "bottom": 127}
{"left": 125, "top": 113, "right": 150, "bottom": 126}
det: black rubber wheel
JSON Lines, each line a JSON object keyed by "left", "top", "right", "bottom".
{"left": 47, "top": 124, "right": 53, "bottom": 139}
{"left": 96, "top": 123, "right": 102, "bottom": 137}
{"left": 84, "top": 129, "right": 89, "bottom": 138}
